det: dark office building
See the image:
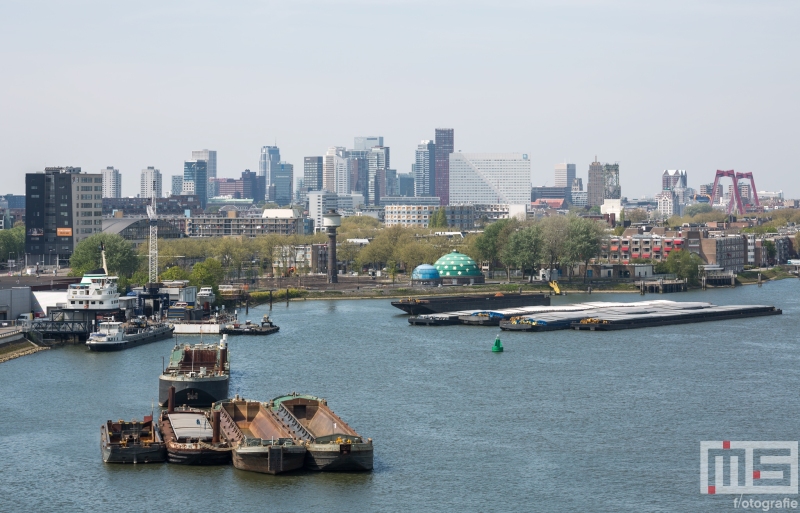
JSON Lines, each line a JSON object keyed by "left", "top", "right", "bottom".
{"left": 349, "top": 157, "right": 368, "bottom": 195}
{"left": 304, "top": 156, "right": 323, "bottom": 191}
{"left": 531, "top": 186, "right": 570, "bottom": 203}
{"left": 434, "top": 128, "right": 454, "bottom": 205}
{"left": 399, "top": 173, "right": 415, "bottom": 197}
{"left": 184, "top": 160, "right": 208, "bottom": 209}
{"left": 241, "top": 169, "right": 261, "bottom": 201}
{"left": 2, "top": 194, "right": 25, "bottom": 209}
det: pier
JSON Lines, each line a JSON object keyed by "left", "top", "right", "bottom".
{"left": 635, "top": 278, "right": 688, "bottom": 294}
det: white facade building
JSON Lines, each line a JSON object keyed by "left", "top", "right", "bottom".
{"left": 101, "top": 166, "right": 122, "bottom": 198}
{"left": 656, "top": 190, "right": 679, "bottom": 218}
{"left": 307, "top": 190, "right": 339, "bottom": 232}
{"left": 334, "top": 153, "right": 350, "bottom": 195}
{"left": 385, "top": 205, "right": 437, "bottom": 228}
{"left": 448, "top": 153, "right": 531, "bottom": 206}
{"left": 554, "top": 163, "right": 576, "bottom": 189}
{"left": 140, "top": 167, "right": 162, "bottom": 199}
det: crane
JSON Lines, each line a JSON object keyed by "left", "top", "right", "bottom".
{"left": 147, "top": 194, "right": 158, "bottom": 283}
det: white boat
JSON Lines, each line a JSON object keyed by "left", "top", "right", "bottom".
{"left": 87, "top": 321, "right": 174, "bottom": 352}
{"left": 197, "top": 287, "right": 215, "bottom": 306}
{"left": 65, "top": 245, "right": 121, "bottom": 311}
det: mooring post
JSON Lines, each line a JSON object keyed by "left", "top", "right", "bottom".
{"left": 269, "top": 289, "right": 273, "bottom": 309}
{"left": 286, "top": 287, "right": 290, "bottom": 306}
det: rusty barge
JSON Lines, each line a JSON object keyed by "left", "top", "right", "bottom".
{"left": 271, "top": 393, "right": 373, "bottom": 471}
{"left": 215, "top": 397, "right": 306, "bottom": 474}
{"left": 158, "top": 335, "right": 230, "bottom": 408}
{"left": 101, "top": 415, "right": 166, "bottom": 464}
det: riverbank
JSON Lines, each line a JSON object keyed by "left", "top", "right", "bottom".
{"left": 0, "top": 339, "right": 49, "bottom": 364}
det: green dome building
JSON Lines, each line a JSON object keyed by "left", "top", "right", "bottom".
{"left": 433, "top": 250, "right": 485, "bottom": 285}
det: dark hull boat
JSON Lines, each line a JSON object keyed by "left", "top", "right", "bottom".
{"left": 271, "top": 393, "right": 373, "bottom": 471}
{"left": 391, "top": 293, "right": 550, "bottom": 315}
{"left": 87, "top": 323, "right": 174, "bottom": 352}
{"left": 216, "top": 397, "right": 306, "bottom": 475}
{"left": 101, "top": 415, "right": 166, "bottom": 464}
{"left": 158, "top": 405, "right": 231, "bottom": 465}
{"left": 159, "top": 335, "right": 230, "bottom": 408}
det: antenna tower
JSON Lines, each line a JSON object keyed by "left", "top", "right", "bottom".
{"left": 147, "top": 193, "right": 158, "bottom": 283}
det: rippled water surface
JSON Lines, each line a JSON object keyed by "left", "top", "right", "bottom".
{"left": 1, "top": 281, "right": 799, "bottom": 512}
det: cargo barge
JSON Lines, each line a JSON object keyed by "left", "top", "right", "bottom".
{"left": 158, "top": 401, "right": 231, "bottom": 465}
{"left": 101, "top": 415, "right": 166, "bottom": 464}
{"left": 215, "top": 397, "right": 306, "bottom": 474}
{"left": 86, "top": 321, "right": 174, "bottom": 351}
{"left": 569, "top": 304, "right": 781, "bottom": 331}
{"left": 158, "top": 335, "right": 229, "bottom": 408}
{"left": 392, "top": 292, "right": 550, "bottom": 315}
{"left": 220, "top": 315, "right": 280, "bottom": 336}
{"left": 270, "top": 393, "right": 373, "bottom": 471}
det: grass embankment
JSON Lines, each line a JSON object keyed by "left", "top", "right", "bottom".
{"left": 0, "top": 339, "right": 50, "bottom": 364}
{"left": 737, "top": 269, "right": 797, "bottom": 284}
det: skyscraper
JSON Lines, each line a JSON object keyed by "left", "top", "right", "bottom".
{"left": 662, "top": 170, "right": 687, "bottom": 190}
{"left": 554, "top": 163, "right": 576, "bottom": 189}
{"left": 434, "top": 128, "right": 454, "bottom": 205}
{"left": 101, "top": 166, "right": 121, "bottom": 198}
{"left": 354, "top": 136, "right": 384, "bottom": 151}
{"left": 587, "top": 158, "right": 621, "bottom": 207}
{"left": 140, "top": 167, "right": 162, "bottom": 199}
{"left": 273, "top": 162, "right": 294, "bottom": 205}
{"left": 241, "top": 169, "right": 261, "bottom": 201}
{"left": 184, "top": 160, "right": 208, "bottom": 208}
{"left": 192, "top": 149, "right": 217, "bottom": 179}
{"left": 414, "top": 140, "right": 435, "bottom": 197}
{"left": 398, "top": 173, "right": 415, "bottom": 197}
{"left": 333, "top": 152, "right": 350, "bottom": 195}
{"left": 448, "top": 153, "right": 531, "bottom": 205}
{"left": 171, "top": 175, "right": 183, "bottom": 196}
{"left": 303, "top": 156, "right": 323, "bottom": 191}
{"left": 367, "top": 146, "right": 390, "bottom": 205}
{"left": 259, "top": 146, "right": 281, "bottom": 187}
{"left": 323, "top": 147, "right": 344, "bottom": 192}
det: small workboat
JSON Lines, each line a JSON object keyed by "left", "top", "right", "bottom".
{"left": 270, "top": 393, "right": 373, "bottom": 471}
{"left": 100, "top": 415, "right": 166, "bottom": 464}
{"left": 215, "top": 396, "right": 306, "bottom": 474}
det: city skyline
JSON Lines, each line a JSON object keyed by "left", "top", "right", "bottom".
{"left": 1, "top": 2, "right": 797, "bottom": 199}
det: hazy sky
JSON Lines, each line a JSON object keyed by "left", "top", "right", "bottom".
{"left": 2, "top": 0, "right": 798, "bottom": 198}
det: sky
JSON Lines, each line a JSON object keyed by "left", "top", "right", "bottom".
{"left": 1, "top": 0, "right": 798, "bottom": 199}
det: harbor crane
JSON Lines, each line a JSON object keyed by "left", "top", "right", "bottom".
{"left": 147, "top": 194, "right": 158, "bottom": 283}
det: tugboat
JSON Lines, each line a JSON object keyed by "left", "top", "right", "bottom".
{"left": 215, "top": 396, "right": 306, "bottom": 474}
{"left": 86, "top": 321, "right": 173, "bottom": 351}
{"left": 158, "top": 387, "right": 231, "bottom": 465}
{"left": 100, "top": 414, "right": 166, "bottom": 463}
{"left": 270, "top": 393, "right": 373, "bottom": 471}
{"left": 158, "top": 335, "right": 230, "bottom": 408}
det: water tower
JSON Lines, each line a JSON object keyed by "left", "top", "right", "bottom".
{"left": 322, "top": 209, "right": 341, "bottom": 283}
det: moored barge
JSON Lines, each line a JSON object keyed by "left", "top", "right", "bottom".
{"left": 158, "top": 335, "right": 230, "bottom": 408}
{"left": 86, "top": 321, "right": 174, "bottom": 351}
{"left": 101, "top": 415, "right": 166, "bottom": 464}
{"left": 392, "top": 292, "right": 550, "bottom": 315}
{"left": 158, "top": 403, "right": 231, "bottom": 465}
{"left": 271, "top": 393, "right": 373, "bottom": 471}
{"left": 215, "top": 397, "right": 306, "bottom": 474}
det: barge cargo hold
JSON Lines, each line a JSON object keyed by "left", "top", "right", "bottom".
{"left": 216, "top": 397, "right": 306, "bottom": 475}
{"left": 101, "top": 415, "right": 166, "bottom": 464}
{"left": 158, "top": 335, "right": 230, "bottom": 408}
{"left": 497, "top": 300, "right": 782, "bottom": 332}
{"left": 392, "top": 292, "right": 550, "bottom": 315}
{"left": 158, "top": 408, "right": 231, "bottom": 465}
{"left": 270, "top": 393, "right": 373, "bottom": 472}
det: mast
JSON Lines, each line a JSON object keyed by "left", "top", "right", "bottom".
{"left": 147, "top": 192, "right": 158, "bottom": 283}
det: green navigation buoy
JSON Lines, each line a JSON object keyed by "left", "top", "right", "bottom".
{"left": 492, "top": 335, "right": 504, "bottom": 352}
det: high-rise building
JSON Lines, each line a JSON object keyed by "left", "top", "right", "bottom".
{"left": 662, "top": 170, "right": 687, "bottom": 190}
{"left": 367, "top": 146, "right": 390, "bottom": 205}
{"left": 101, "top": 166, "right": 122, "bottom": 198}
{"left": 399, "top": 173, "right": 415, "bottom": 197}
{"left": 171, "top": 175, "right": 184, "bottom": 196}
{"left": 241, "top": 169, "right": 260, "bottom": 201}
{"left": 140, "top": 167, "right": 162, "bottom": 199}
{"left": 587, "top": 158, "right": 620, "bottom": 207}
{"left": 259, "top": 146, "right": 281, "bottom": 188}
{"left": 434, "top": 129, "right": 454, "bottom": 205}
{"left": 303, "top": 157, "right": 323, "bottom": 191}
{"left": 307, "top": 190, "right": 339, "bottom": 232}
{"left": 25, "top": 167, "right": 103, "bottom": 263}
{"left": 448, "top": 153, "right": 531, "bottom": 205}
{"left": 414, "top": 140, "right": 435, "bottom": 197}
{"left": 184, "top": 160, "right": 208, "bottom": 208}
{"left": 572, "top": 177, "right": 583, "bottom": 192}
{"left": 354, "top": 136, "right": 384, "bottom": 151}
{"left": 349, "top": 157, "right": 368, "bottom": 195}
{"left": 554, "top": 163, "right": 576, "bottom": 189}
{"left": 385, "top": 169, "right": 398, "bottom": 197}
{"left": 323, "top": 147, "right": 345, "bottom": 192}
{"left": 333, "top": 153, "right": 350, "bottom": 195}
{"left": 273, "top": 162, "right": 294, "bottom": 205}
{"left": 192, "top": 149, "right": 217, "bottom": 179}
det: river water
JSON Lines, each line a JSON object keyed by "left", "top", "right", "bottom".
{"left": 1, "top": 280, "right": 799, "bottom": 512}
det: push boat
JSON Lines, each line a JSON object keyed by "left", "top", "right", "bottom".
{"left": 158, "top": 395, "right": 231, "bottom": 465}
{"left": 270, "top": 393, "right": 373, "bottom": 471}
{"left": 158, "top": 335, "right": 230, "bottom": 408}
{"left": 215, "top": 397, "right": 306, "bottom": 474}
{"left": 86, "top": 321, "right": 174, "bottom": 351}
{"left": 101, "top": 415, "right": 166, "bottom": 464}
